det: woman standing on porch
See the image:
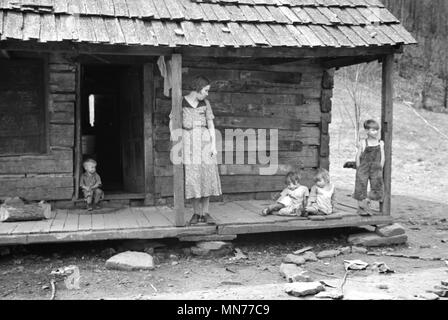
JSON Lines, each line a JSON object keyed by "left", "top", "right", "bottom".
{"left": 169, "top": 76, "right": 222, "bottom": 225}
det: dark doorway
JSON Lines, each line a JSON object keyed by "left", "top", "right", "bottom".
{"left": 81, "top": 65, "right": 145, "bottom": 194}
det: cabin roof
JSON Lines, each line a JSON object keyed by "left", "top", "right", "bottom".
{"left": 0, "top": 0, "right": 416, "bottom": 49}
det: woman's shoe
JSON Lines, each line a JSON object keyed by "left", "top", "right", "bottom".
{"left": 203, "top": 213, "right": 216, "bottom": 225}
{"left": 188, "top": 214, "right": 201, "bottom": 225}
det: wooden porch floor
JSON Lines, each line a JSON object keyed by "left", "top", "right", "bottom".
{"left": 0, "top": 199, "right": 393, "bottom": 245}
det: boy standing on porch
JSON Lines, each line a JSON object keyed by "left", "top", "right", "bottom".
{"left": 80, "top": 159, "right": 104, "bottom": 211}
{"left": 354, "top": 119, "right": 385, "bottom": 215}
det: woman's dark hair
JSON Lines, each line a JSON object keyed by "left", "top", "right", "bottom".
{"left": 364, "top": 119, "right": 380, "bottom": 130}
{"left": 285, "top": 171, "right": 301, "bottom": 185}
{"left": 191, "top": 76, "right": 211, "bottom": 93}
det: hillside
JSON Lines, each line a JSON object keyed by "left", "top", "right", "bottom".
{"left": 329, "top": 69, "right": 448, "bottom": 204}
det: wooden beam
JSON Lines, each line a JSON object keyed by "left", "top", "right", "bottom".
{"left": 322, "top": 55, "right": 382, "bottom": 69}
{"left": 143, "top": 63, "right": 155, "bottom": 206}
{"left": 0, "top": 40, "right": 404, "bottom": 59}
{"left": 381, "top": 54, "right": 394, "bottom": 216}
{"left": 72, "top": 62, "right": 82, "bottom": 201}
{"left": 171, "top": 54, "right": 185, "bottom": 227}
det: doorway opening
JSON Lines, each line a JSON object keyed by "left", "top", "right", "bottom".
{"left": 81, "top": 65, "right": 145, "bottom": 196}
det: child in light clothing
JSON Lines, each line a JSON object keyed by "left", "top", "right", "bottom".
{"left": 80, "top": 159, "right": 104, "bottom": 211}
{"left": 354, "top": 119, "right": 385, "bottom": 215}
{"left": 261, "top": 171, "right": 309, "bottom": 216}
{"left": 305, "top": 168, "right": 337, "bottom": 216}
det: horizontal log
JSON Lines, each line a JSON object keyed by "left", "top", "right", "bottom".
{"left": 156, "top": 99, "right": 321, "bottom": 123}
{"left": 50, "top": 124, "right": 74, "bottom": 147}
{"left": 0, "top": 149, "right": 73, "bottom": 174}
{"left": 154, "top": 147, "right": 319, "bottom": 167}
{"left": 49, "top": 72, "right": 76, "bottom": 92}
{"left": 49, "top": 93, "right": 76, "bottom": 102}
{"left": 0, "top": 176, "right": 73, "bottom": 200}
{"left": 49, "top": 101, "right": 75, "bottom": 113}
{"left": 155, "top": 163, "right": 316, "bottom": 177}
{"left": 154, "top": 127, "right": 321, "bottom": 145}
{"left": 155, "top": 139, "right": 305, "bottom": 152}
{"left": 49, "top": 111, "right": 75, "bottom": 124}
{"left": 155, "top": 170, "right": 316, "bottom": 196}
{"left": 0, "top": 202, "right": 52, "bottom": 222}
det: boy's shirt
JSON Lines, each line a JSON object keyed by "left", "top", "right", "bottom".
{"left": 277, "top": 185, "right": 309, "bottom": 209}
{"left": 80, "top": 172, "right": 102, "bottom": 190}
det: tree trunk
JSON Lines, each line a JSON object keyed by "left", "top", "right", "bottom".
{"left": 0, "top": 202, "right": 52, "bottom": 222}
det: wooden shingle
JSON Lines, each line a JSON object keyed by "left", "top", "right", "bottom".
{"left": 23, "top": 13, "right": 41, "bottom": 40}
{"left": 3, "top": 11, "right": 23, "bottom": 40}
{"left": 91, "top": 16, "right": 110, "bottom": 43}
{"left": 228, "top": 22, "right": 255, "bottom": 46}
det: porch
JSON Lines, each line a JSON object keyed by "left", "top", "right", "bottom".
{"left": 0, "top": 197, "right": 392, "bottom": 246}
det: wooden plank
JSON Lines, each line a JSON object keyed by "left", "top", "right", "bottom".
{"left": 131, "top": 207, "right": 152, "bottom": 229}
{"left": 114, "top": 209, "right": 140, "bottom": 230}
{"left": 57, "top": 15, "right": 78, "bottom": 41}
{"left": 151, "top": 20, "right": 170, "bottom": 46}
{"left": 91, "top": 212, "right": 105, "bottom": 230}
{"left": 140, "top": 208, "right": 173, "bottom": 227}
{"left": 103, "top": 210, "right": 119, "bottom": 230}
{"left": 218, "top": 215, "right": 394, "bottom": 235}
{"left": 97, "top": 0, "right": 115, "bottom": 16}
{"left": 138, "top": 0, "right": 156, "bottom": 17}
{"left": 267, "top": 5, "right": 289, "bottom": 24}
{"left": 143, "top": 63, "right": 155, "bottom": 202}
{"left": 104, "top": 18, "right": 126, "bottom": 44}
{"left": 77, "top": 17, "right": 96, "bottom": 43}
{"left": 178, "top": 0, "right": 205, "bottom": 21}
{"left": 61, "top": 211, "right": 80, "bottom": 232}
{"left": 125, "top": 0, "right": 142, "bottom": 17}
{"left": 182, "top": 21, "right": 207, "bottom": 46}
{"left": 240, "top": 5, "right": 260, "bottom": 22}
{"left": 135, "top": 20, "right": 155, "bottom": 45}
{"left": 151, "top": 0, "right": 171, "bottom": 19}
{"left": 91, "top": 17, "right": 110, "bottom": 43}
{"left": 201, "top": 22, "right": 222, "bottom": 46}
{"left": 228, "top": 22, "right": 254, "bottom": 47}
{"left": 157, "top": 206, "right": 176, "bottom": 225}
{"left": 112, "top": 0, "right": 129, "bottom": 17}
{"left": 381, "top": 54, "right": 393, "bottom": 216}
{"left": 171, "top": 54, "right": 185, "bottom": 227}
{"left": 77, "top": 213, "right": 92, "bottom": 231}
{"left": 23, "top": 13, "right": 41, "bottom": 40}
{"left": 11, "top": 219, "right": 39, "bottom": 235}
{"left": 209, "top": 201, "right": 261, "bottom": 225}
{"left": 3, "top": 11, "right": 23, "bottom": 40}
{"left": 119, "top": 18, "right": 140, "bottom": 45}
{"left": 0, "top": 150, "right": 73, "bottom": 174}
{"left": 200, "top": 3, "right": 218, "bottom": 20}
{"left": 241, "top": 23, "right": 268, "bottom": 45}
{"left": 270, "top": 24, "right": 299, "bottom": 47}
{"left": 49, "top": 209, "right": 68, "bottom": 232}
{"left": 213, "top": 23, "right": 237, "bottom": 47}
{"left": 0, "top": 221, "right": 20, "bottom": 235}
{"left": 253, "top": 5, "right": 275, "bottom": 22}
{"left": 73, "top": 62, "right": 81, "bottom": 200}
{"left": 210, "top": 3, "right": 231, "bottom": 22}
{"left": 296, "top": 25, "right": 324, "bottom": 47}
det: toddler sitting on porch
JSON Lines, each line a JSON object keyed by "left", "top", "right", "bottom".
{"left": 304, "top": 168, "right": 337, "bottom": 216}
{"left": 261, "top": 171, "right": 309, "bottom": 217}
{"left": 80, "top": 159, "right": 104, "bottom": 211}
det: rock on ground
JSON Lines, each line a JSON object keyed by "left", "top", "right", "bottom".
{"left": 285, "top": 282, "right": 325, "bottom": 297}
{"left": 279, "top": 263, "right": 313, "bottom": 282}
{"left": 283, "top": 254, "right": 306, "bottom": 265}
{"left": 416, "top": 293, "right": 439, "bottom": 300}
{"left": 315, "top": 289, "right": 344, "bottom": 300}
{"left": 348, "top": 233, "right": 408, "bottom": 247}
{"left": 375, "top": 223, "right": 406, "bottom": 237}
{"left": 317, "top": 249, "right": 341, "bottom": 259}
{"left": 301, "top": 251, "right": 318, "bottom": 262}
{"left": 190, "top": 241, "right": 234, "bottom": 257}
{"left": 105, "top": 251, "right": 155, "bottom": 271}
{"left": 339, "top": 247, "right": 351, "bottom": 254}
{"left": 351, "top": 246, "right": 368, "bottom": 254}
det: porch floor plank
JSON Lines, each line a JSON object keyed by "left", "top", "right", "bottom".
{"left": 62, "top": 211, "right": 80, "bottom": 233}
{"left": 50, "top": 210, "right": 68, "bottom": 232}
{"left": 141, "top": 208, "right": 173, "bottom": 228}
{"left": 0, "top": 201, "right": 394, "bottom": 245}
{"left": 0, "top": 221, "right": 20, "bottom": 235}
{"left": 91, "top": 212, "right": 105, "bottom": 231}
{"left": 78, "top": 212, "right": 93, "bottom": 231}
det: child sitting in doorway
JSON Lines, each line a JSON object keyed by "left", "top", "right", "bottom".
{"left": 305, "top": 168, "right": 337, "bottom": 216}
{"left": 354, "top": 119, "right": 385, "bottom": 215}
{"left": 80, "top": 158, "right": 104, "bottom": 211}
{"left": 261, "top": 171, "right": 309, "bottom": 217}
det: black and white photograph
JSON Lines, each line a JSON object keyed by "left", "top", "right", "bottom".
{"left": 0, "top": 0, "right": 447, "bottom": 306}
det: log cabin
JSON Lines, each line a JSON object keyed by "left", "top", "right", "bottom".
{"left": 0, "top": 0, "right": 416, "bottom": 245}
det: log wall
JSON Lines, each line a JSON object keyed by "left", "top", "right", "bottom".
{"left": 0, "top": 53, "right": 76, "bottom": 200}
{"left": 154, "top": 58, "right": 331, "bottom": 202}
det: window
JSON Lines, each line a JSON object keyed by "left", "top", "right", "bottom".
{"left": 0, "top": 59, "right": 46, "bottom": 155}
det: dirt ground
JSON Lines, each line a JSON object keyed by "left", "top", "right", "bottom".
{"left": 1, "top": 75, "right": 448, "bottom": 300}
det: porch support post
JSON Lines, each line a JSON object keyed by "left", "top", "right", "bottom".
{"left": 73, "top": 62, "right": 82, "bottom": 201}
{"left": 171, "top": 54, "right": 185, "bottom": 226}
{"left": 143, "top": 63, "right": 155, "bottom": 205}
{"left": 381, "top": 54, "right": 394, "bottom": 216}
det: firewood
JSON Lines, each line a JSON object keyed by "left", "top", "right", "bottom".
{"left": 0, "top": 201, "right": 52, "bottom": 222}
